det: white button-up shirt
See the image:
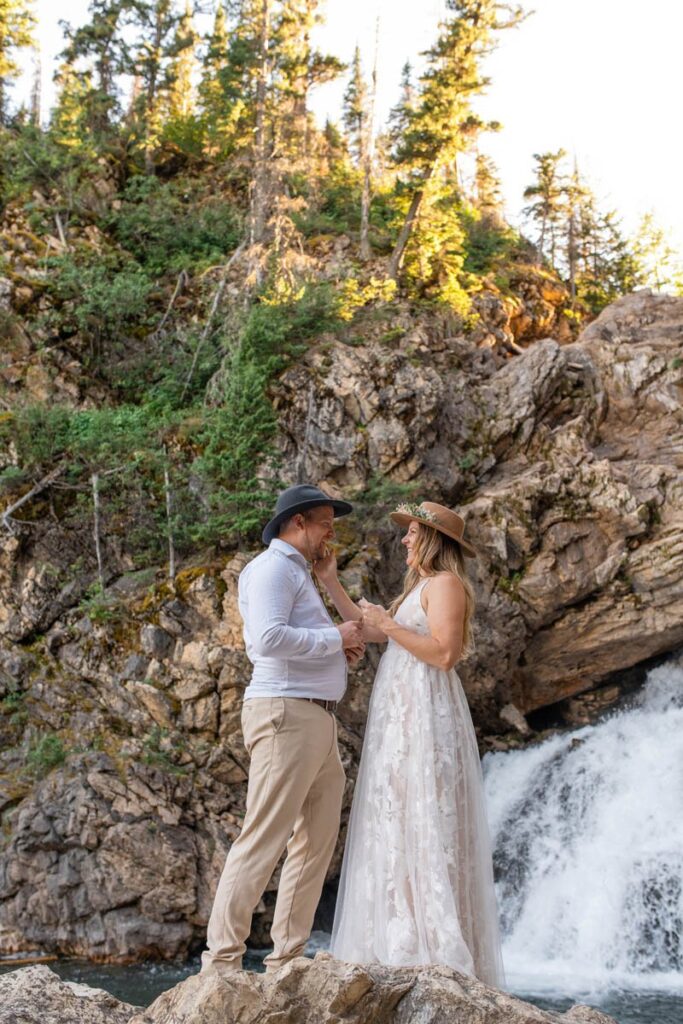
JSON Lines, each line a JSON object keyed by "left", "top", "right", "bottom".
{"left": 240, "top": 538, "right": 347, "bottom": 701}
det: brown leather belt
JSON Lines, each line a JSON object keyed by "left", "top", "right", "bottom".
{"left": 298, "top": 697, "right": 338, "bottom": 714}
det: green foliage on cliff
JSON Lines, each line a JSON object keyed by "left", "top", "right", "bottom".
{"left": 0, "top": 0, "right": 672, "bottom": 580}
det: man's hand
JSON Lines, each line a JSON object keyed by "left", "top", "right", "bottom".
{"left": 312, "top": 544, "right": 338, "bottom": 587}
{"left": 345, "top": 641, "right": 366, "bottom": 667}
{"left": 337, "top": 619, "right": 364, "bottom": 650}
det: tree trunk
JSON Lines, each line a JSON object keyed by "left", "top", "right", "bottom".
{"left": 568, "top": 209, "right": 577, "bottom": 304}
{"left": 163, "top": 462, "right": 176, "bottom": 582}
{"left": 91, "top": 472, "right": 105, "bottom": 591}
{"left": 251, "top": 0, "right": 271, "bottom": 245}
{"left": 359, "top": 19, "right": 379, "bottom": 262}
{"left": 388, "top": 189, "right": 424, "bottom": 281}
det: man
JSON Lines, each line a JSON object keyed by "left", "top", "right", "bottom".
{"left": 200, "top": 484, "right": 364, "bottom": 975}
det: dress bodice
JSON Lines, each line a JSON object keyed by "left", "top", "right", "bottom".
{"left": 392, "top": 578, "right": 430, "bottom": 636}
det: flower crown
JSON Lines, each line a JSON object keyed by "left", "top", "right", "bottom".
{"left": 394, "top": 502, "right": 438, "bottom": 523}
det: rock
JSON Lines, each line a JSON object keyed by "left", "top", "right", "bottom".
{"left": 0, "top": 277, "right": 11, "bottom": 312}
{"left": 125, "top": 681, "right": 175, "bottom": 729}
{"left": 0, "top": 964, "right": 139, "bottom": 1024}
{"left": 179, "top": 642, "right": 209, "bottom": 674}
{"left": 498, "top": 703, "right": 531, "bottom": 736}
{"left": 140, "top": 625, "right": 175, "bottom": 661}
{"left": 130, "top": 951, "right": 616, "bottom": 1024}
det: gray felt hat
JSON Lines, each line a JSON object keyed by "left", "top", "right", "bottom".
{"left": 262, "top": 484, "right": 353, "bottom": 545}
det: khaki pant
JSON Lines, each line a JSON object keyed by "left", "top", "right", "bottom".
{"left": 200, "top": 696, "right": 346, "bottom": 974}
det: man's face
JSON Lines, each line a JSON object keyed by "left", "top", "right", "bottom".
{"left": 301, "top": 505, "right": 335, "bottom": 560}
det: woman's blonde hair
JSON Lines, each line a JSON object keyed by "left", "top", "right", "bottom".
{"left": 389, "top": 521, "right": 475, "bottom": 656}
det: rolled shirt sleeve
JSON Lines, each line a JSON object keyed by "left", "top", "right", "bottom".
{"left": 245, "top": 555, "right": 342, "bottom": 660}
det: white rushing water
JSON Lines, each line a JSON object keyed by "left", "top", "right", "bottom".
{"left": 483, "top": 662, "right": 683, "bottom": 997}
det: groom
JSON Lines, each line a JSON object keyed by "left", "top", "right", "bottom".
{"left": 201, "top": 484, "right": 364, "bottom": 975}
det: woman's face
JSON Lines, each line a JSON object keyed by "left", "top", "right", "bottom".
{"left": 401, "top": 521, "right": 420, "bottom": 567}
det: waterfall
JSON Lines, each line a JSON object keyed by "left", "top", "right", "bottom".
{"left": 483, "top": 662, "right": 683, "bottom": 995}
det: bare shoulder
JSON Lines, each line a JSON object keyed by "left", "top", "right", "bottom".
{"left": 422, "top": 572, "right": 465, "bottom": 610}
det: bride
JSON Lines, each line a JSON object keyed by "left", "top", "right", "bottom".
{"left": 313, "top": 500, "right": 504, "bottom": 988}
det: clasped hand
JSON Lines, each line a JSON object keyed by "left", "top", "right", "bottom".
{"left": 358, "top": 597, "right": 391, "bottom": 632}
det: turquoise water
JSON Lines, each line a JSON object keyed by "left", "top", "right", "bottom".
{"left": 1, "top": 949, "right": 682, "bottom": 1022}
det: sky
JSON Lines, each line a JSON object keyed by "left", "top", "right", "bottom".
{"left": 12, "top": 0, "right": 683, "bottom": 254}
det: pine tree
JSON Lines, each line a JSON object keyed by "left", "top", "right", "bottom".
{"left": 165, "top": 0, "right": 198, "bottom": 121}
{"left": 342, "top": 43, "right": 374, "bottom": 257}
{"left": 387, "top": 60, "right": 414, "bottom": 156}
{"left": 0, "top": 0, "right": 36, "bottom": 123}
{"left": 130, "top": 0, "right": 182, "bottom": 169}
{"left": 342, "top": 45, "right": 367, "bottom": 165}
{"left": 274, "top": 0, "right": 344, "bottom": 159}
{"left": 388, "top": 0, "right": 524, "bottom": 281}
{"left": 631, "top": 213, "right": 683, "bottom": 294}
{"left": 50, "top": 60, "right": 93, "bottom": 150}
{"left": 60, "top": 0, "right": 132, "bottom": 134}
{"left": 198, "top": 1, "right": 234, "bottom": 153}
{"left": 474, "top": 151, "right": 502, "bottom": 220}
{"left": 522, "top": 149, "right": 567, "bottom": 266}
{"left": 28, "top": 43, "right": 40, "bottom": 125}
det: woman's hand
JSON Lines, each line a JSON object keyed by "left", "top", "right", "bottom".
{"left": 312, "top": 544, "right": 338, "bottom": 587}
{"left": 358, "top": 597, "right": 392, "bottom": 633}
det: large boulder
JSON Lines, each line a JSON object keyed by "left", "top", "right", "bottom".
{"left": 131, "top": 952, "right": 616, "bottom": 1024}
{"left": 0, "top": 958, "right": 618, "bottom": 1024}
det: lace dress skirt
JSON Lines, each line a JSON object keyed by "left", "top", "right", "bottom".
{"left": 330, "top": 580, "right": 504, "bottom": 988}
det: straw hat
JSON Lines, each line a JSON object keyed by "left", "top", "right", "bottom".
{"left": 389, "top": 501, "right": 477, "bottom": 558}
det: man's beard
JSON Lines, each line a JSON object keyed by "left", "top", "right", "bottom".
{"left": 303, "top": 526, "right": 326, "bottom": 563}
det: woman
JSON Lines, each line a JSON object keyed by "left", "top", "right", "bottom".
{"left": 313, "top": 500, "right": 504, "bottom": 988}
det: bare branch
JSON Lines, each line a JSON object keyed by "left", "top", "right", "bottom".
{"left": 1, "top": 463, "right": 67, "bottom": 534}
{"left": 180, "top": 240, "right": 246, "bottom": 405}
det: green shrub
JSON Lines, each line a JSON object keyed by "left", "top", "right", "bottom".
{"left": 27, "top": 733, "right": 67, "bottom": 777}
{"left": 44, "top": 251, "right": 153, "bottom": 360}
{"left": 108, "top": 176, "right": 241, "bottom": 275}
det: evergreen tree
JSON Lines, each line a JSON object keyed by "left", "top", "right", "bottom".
{"left": 198, "top": 1, "right": 234, "bottom": 153}
{"left": 388, "top": 0, "right": 524, "bottom": 281}
{"left": 130, "top": 0, "right": 182, "bottom": 169}
{"left": 631, "top": 213, "right": 683, "bottom": 294}
{"left": 522, "top": 148, "right": 567, "bottom": 265}
{"left": 50, "top": 60, "right": 93, "bottom": 150}
{"left": 387, "top": 60, "right": 414, "bottom": 156}
{"left": 28, "top": 44, "right": 40, "bottom": 125}
{"left": 0, "top": 0, "right": 36, "bottom": 123}
{"left": 165, "top": 0, "right": 198, "bottom": 121}
{"left": 342, "top": 45, "right": 367, "bottom": 165}
{"left": 60, "top": 0, "right": 132, "bottom": 134}
{"left": 275, "top": 0, "right": 343, "bottom": 159}
{"left": 473, "top": 151, "right": 502, "bottom": 220}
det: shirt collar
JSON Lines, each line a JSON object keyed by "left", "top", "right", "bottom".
{"left": 269, "top": 537, "right": 308, "bottom": 569}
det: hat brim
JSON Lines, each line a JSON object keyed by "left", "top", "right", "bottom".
{"left": 263, "top": 498, "right": 353, "bottom": 545}
{"left": 389, "top": 511, "right": 477, "bottom": 558}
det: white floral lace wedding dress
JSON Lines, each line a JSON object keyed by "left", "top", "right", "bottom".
{"left": 330, "top": 578, "right": 505, "bottom": 988}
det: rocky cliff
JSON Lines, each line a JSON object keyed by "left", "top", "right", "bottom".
{"left": 1, "top": 288, "right": 682, "bottom": 961}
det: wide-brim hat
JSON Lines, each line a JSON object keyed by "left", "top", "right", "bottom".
{"left": 389, "top": 500, "right": 477, "bottom": 558}
{"left": 262, "top": 484, "right": 353, "bottom": 545}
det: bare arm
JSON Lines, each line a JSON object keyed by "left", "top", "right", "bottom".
{"left": 313, "top": 549, "right": 388, "bottom": 643}
{"left": 359, "top": 574, "right": 465, "bottom": 671}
